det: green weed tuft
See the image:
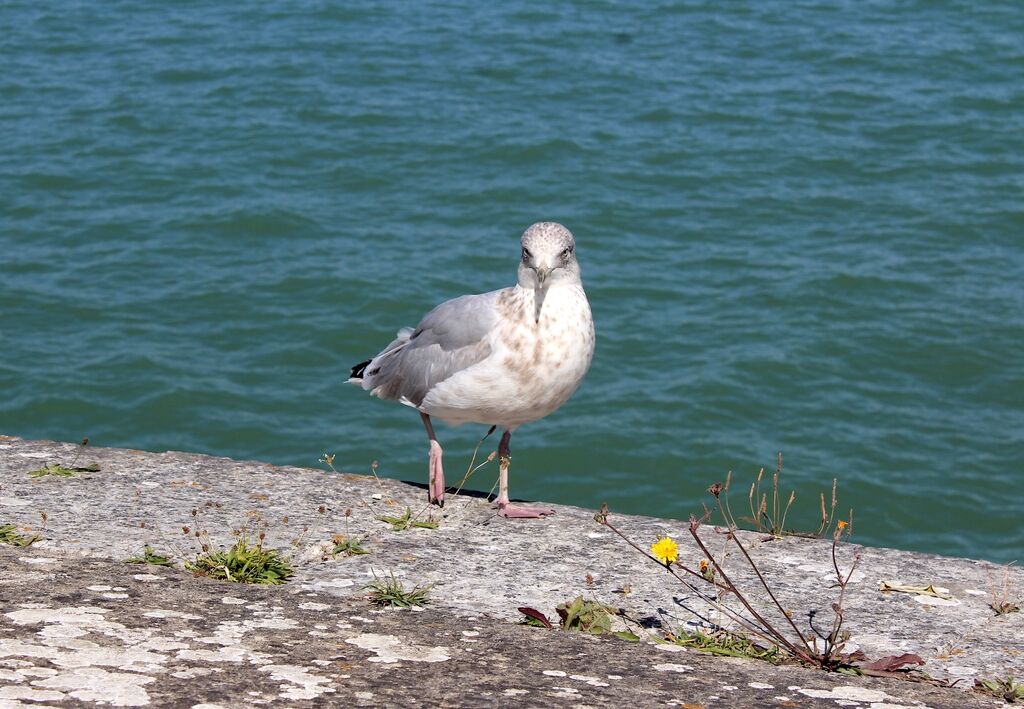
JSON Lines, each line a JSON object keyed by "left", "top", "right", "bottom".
{"left": 367, "top": 572, "right": 431, "bottom": 608}
{"left": 332, "top": 535, "right": 369, "bottom": 557}
{"left": 670, "top": 627, "right": 781, "bottom": 663}
{"left": 377, "top": 507, "right": 439, "bottom": 531}
{"left": 125, "top": 546, "right": 174, "bottom": 567}
{"left": 29, "top": 463, "right": 77, "bottom": 478}
{"left": 186, "top": 538, "right": 293, "bottom": 584}
{"left": 556, "top": 596, "right": 615, "bottom": 635}
{"left": 975, "top": 676, "right": 1024, "bottom": 703}
{"left": 0, "top": 523, "right": 40, "bottom": 547}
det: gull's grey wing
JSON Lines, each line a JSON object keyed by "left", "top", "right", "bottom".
{"left": 355, "top": 289, "right": 503, "bottom": 407}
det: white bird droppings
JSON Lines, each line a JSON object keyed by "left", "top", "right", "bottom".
{"left": 653, "top": 663, "right": 692, "bottom": 673}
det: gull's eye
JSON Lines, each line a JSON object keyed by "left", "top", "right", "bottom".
{"left": 522, "top": 247, "right": 531, "bottom": 262}
{"left": 560, "top": 246, "right": 572, "bottom": 259}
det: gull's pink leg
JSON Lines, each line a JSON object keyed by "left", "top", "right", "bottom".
{"left": 493, "top": 429, "right": 554, "bottom": 519}
{"left": 420, "top": 413, "right": 445, "bottom": 507}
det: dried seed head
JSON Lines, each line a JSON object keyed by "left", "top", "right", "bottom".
{"left": 345, "top": 508, "right": 352, "bottom": 518}
{"left": 708, "top": 482, "right": 723, "bottom": 497}
{"left": 318, "top": 505, "right": 326, "bottom": 514}
{"left": 282, "top": 516, "right": 289, "bottom": 524}
{"left": 182, "top": 526, "right": 190, "bottom": 535}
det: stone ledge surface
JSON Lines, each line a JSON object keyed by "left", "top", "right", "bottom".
{"left": 1, "top": 436, "right": 1021, "bottom": 708}
{"left": 0, "top": 550, "right": 1004, "bottom": 709}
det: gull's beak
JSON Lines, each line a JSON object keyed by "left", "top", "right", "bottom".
{"left": 536, "top": 267, "right": 551, "bottom": 289}
{"left": 536, "top": 264, "right": 552, "bottom": 321}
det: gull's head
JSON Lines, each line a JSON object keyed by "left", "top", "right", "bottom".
{"left": 518, "top": 221, "right": 580, "bottom": 290}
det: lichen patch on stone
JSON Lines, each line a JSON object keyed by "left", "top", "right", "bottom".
{"left": 31, "top": 665, "right": 156, "bottom": 707}
{"left": 257, "top": 663, "right": 335, "bottom": 700}
{"left": 345, "top": 633, "right": 450, "bottom": 663}
{"left": 797, "top": 685, "right": 898, "bottom": 703}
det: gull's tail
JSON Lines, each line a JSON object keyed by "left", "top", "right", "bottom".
{"left": 346, "top": 327, "right": 415, "bottom": 389}
{"left": 346, "top": 359, "right": 372, "bottom": 384}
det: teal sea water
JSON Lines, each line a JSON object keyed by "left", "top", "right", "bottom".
{"left": 2, "top": 2, "right": 1022, "bottom": 562}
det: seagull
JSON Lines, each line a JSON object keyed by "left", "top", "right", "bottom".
{"left": 347, "top": 222, "right": 595, "bottom": 518}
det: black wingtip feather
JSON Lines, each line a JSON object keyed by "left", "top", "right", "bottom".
{"left": 350, "top": 359, "right": 372, "bottom": 380}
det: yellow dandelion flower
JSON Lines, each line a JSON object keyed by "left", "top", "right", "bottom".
{"left": 837, "top": 520, "right": 848, "bottom": 530}
{"left": 650, "top": 536, "right": 679, "bottom": 566}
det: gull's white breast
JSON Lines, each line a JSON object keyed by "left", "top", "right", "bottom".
{"left": 419, "top": 283, "right": 595, "bottom": 428}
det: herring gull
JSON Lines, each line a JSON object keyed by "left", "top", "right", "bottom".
{"left": 347, "top": 222, "right": 595, "bottom": 518}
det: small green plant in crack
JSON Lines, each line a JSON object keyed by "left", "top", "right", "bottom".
{"left": 518, "top": 598, "right": 640, "bottom": 641}
{"left": 557, "top": 596, "right": 615, "bottom": 635}
{"left": 992, "top": 598, "right": 1021, "bottom": 616}
{"left": 28, "top": 463, "right": 78, "bottom": 478}
{"left": 186, "top": 538, "right": 293, "bottom": 585}
{"left": 669, "top": 627, "right": 781, "bottom": 663}
{"left": 989, "top": 563, "right": 1020, "bottom": 616}
{"left": 367, "top": 572, "right": 431, "bottom": 608}
{"left": 0, "top": 523, "right": 40, "bottom": 547}
{"left": 377, "top": 507, "right": 439, "bottom": 531}
{"left": 975, "top": 676, "right": 1024, "bottom": 703}
{"left": 28, "top": 438, "right": 100, "bottom": 477}
{"left": 332, "top": 534, "right": 369, "bottom": 557}
{"left": 329, "top": 508, "right": 369, "bottom": 557}
{"left": 125, "top": 546, "right": 174, "bottom": 567}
